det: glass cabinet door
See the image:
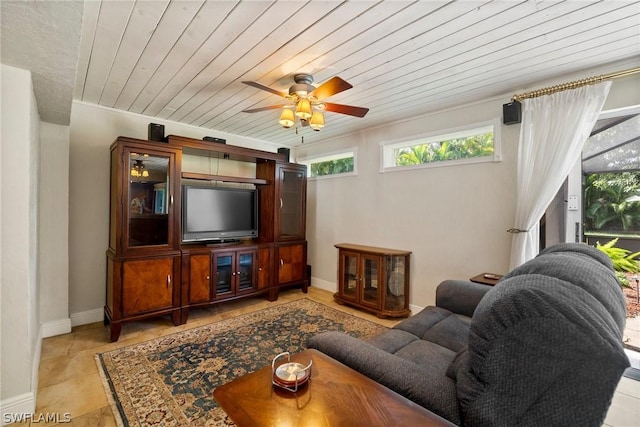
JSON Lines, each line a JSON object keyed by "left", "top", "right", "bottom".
{"left": 127, "top": 150, "right": 171, "bottom": 248}
{"left": 214, "top": 254, "right": 233, "bottom": 295}
{"left": 385, "top": 256, "right": 407, "bottom": 311}
{"left": 361, "top": 255, "right": 381, "bottom": 308}
{"left": 237, "top": 252, "right": 255, "bottom": 291}
{"left": 277, "top": 165, "right": 306, "bottom": 240}
{"left": 340, "top": 252, "right": 359, "bottom": 301}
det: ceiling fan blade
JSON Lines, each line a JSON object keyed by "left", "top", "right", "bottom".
{"left": 324, "top": 102, "right": 369, "bottom": 118}
{"left": 242, "top": 81, "right": 287, "bottom": 98}
{"left": 242, "top": 105, "right": 284, "bottom": 113}
{"left": 311, "top": 77, "right": 353, "bottom": 100}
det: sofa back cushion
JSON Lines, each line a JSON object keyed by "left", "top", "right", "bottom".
{"left": 453, "top": 243, "right": 629, "bottom": 427}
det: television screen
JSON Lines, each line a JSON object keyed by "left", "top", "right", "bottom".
{"left": 182, "top": 186, "right": 258, "bottom": 242}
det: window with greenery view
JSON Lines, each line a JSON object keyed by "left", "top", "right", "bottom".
{"left": 300, "top": 150, "right": 356, "bottom": 178}
{"left": 395, "top": 132, "right": 494, "bottom": 165}
{"left": 584, "top": 171, "right": 640, "bottom": 235}
{"left": 310, "top": 157, "right": 354, "bottom": 177}
{"left": 381, "top": 121, "right": 500, "bottom": 171}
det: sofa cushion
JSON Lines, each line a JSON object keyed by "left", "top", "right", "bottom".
{"left": 394, "top": 306, "right": 470, "bottom": 352}
{"left": 394, "top": 339, "right": 457, "bottom": 375}
{"left": 368, "top": 325, "right": 459, "bottom": 375}
{"left": 367, "top": 329, "right": 419, "bottom": 353}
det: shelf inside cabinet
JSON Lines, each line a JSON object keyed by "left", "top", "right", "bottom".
{"left": 181, "top": 172, "right": 268, "bottom": 185}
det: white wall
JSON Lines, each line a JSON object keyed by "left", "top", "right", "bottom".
{"left": 67, "top": 103, "right": 280, "bottom": 322}
{"left": 1, "top": 63, "right": 41, "bottom": 417}
{"left": 39, "top": 123, "right": 71, "bottom": 337}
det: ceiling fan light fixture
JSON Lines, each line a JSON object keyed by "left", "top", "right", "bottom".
{"left": 309, "top": 111, "right": 325, "bottom": 131}
{"left": 295, "top": 98, "right": 312, "bottom": 120}
{"left": 242, "top": 74, "right": 368, "bottom": 133}
{"left": 279, "top": 108, "right": 295, "bottom": 128}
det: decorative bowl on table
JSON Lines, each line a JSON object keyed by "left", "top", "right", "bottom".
{"left": 271, "top": 352, "right": 312, "bottom": 392}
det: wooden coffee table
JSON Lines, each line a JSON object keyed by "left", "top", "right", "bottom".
{"left": 213, "top": 349, "right": 455, "bottom": 426}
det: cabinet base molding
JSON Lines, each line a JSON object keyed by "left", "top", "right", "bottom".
{"left": 104, "top": 306, "right": 182, "bottom": 343}
{"left": 333, "top": 294, "right": 411, "bottom": 319}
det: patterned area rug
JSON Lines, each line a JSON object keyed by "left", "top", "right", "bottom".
{"left": 96, "top": 299, "right": 387, "bottom": 427}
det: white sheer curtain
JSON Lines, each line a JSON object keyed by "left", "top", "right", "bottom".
{"left": 509, "top": 81, "right": 612, "bottom": 269}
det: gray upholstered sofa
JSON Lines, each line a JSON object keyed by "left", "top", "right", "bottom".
{"left": 307, "top": 243, "right": 630, "bottom": 426}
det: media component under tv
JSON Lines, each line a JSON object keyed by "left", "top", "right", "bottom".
{"left": 182, "top": 185, "right": 258, "bottom": 243}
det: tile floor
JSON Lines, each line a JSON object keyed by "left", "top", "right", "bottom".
{"left": 10, "top": 287, "right": 640, "bottom": 426}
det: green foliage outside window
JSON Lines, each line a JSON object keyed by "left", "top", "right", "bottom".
{"left": 584, "top": 171, "right": 640, "bottom": 234}
{"left": 395, "top": 132, "right": 494, "bottom": 165}
{"left": 310, "top": 157, "right": 354, "bottom": 177}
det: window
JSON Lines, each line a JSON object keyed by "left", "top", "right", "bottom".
{"left": 299, "top": 149, "right": 357, "bottom": 179}
{"left": 380, "top": 119, "right": 501, "bottom": 172}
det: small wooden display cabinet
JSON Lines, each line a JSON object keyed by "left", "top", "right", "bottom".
{"left": 334, "top": 243, "right": 411, "bottom": 318}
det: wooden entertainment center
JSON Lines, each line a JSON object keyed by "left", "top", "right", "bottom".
{"left": 105, "top": 135, "right": 307, "bottom": 342}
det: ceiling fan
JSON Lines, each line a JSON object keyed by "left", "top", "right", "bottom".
{"left": 241, "top": 74, "right": 369, "bottom": 131}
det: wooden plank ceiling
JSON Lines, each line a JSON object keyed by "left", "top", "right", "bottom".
{"left": 74, "top": 0, "right": 640, "bottom": 147}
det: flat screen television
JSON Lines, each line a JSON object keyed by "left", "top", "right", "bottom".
{"left": 182, "top": 185, "right": 258, "bottom": 243}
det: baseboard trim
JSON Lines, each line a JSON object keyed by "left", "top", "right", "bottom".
{"left": 42, "top": 318, "right": 72, "bottom": 338}
{"left": 1, "top": 326, "right": 42, "bottom": 426}
{"left": 310, "top": 277, "right": 335, "bottom": 293}
{"left": 70, "top": 308, "right": 103, "bottom": 327}
{"left": 1, "top": 392, "right": 36, "bottom": 426}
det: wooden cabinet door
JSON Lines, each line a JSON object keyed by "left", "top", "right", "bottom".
{"left": 189, "top": 254, "right": 211, "bottom": 303}
{"left": 277, "top": 243, "right": 306, "bottom": 285}
{"left": 257, "top": 247, "right": 272, "bottom": 290}
{"left": 122, "top": 257, "right": 174, "bottom": 315}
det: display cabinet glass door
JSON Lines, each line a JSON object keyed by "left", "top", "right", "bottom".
{"left": 361, "top": 255, "right": 381, "bottom": 308}
{"left": 384, "top": 256, "right": 407, "bottom": 311}
{"left": 127, "top": 150, "right": 171, "bottom": 248}
{"left": 339, "top": 252, "right": 359, "bottom": 301}
{"left": 278, "top": 165, "right": 306, "bottom": 240}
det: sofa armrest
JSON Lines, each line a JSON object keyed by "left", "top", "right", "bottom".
{"left": 435, "top": 280, "right": 492, "bottom": 318}
{"left": 307, "top": 331, "right": 461, "bottom": 425}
